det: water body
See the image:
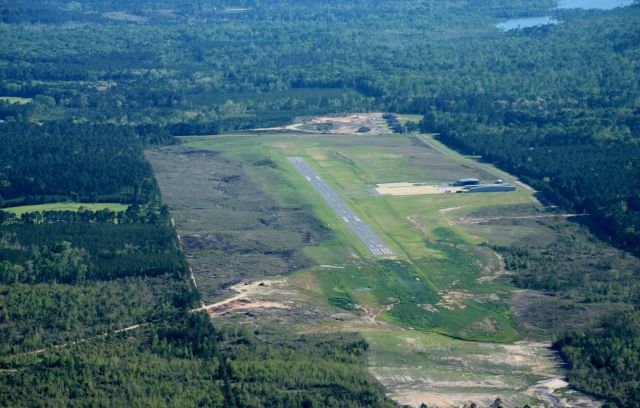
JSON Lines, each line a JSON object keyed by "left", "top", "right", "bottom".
{"left": 496, "top": 16, "right": 559, "bottom": 31}
{"left": 497, "top": 0, "right": 634, "bottom": 30}
{"left": 557, "top": 0, "right": 635, "bottom": 9}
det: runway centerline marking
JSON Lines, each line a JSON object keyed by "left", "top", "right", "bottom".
{"left": 287, "top": 157, "right": 394, "bottom": 257}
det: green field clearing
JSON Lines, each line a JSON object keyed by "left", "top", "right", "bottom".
{"left": 0, "top": 96, "right": 33, "bottom": 104}
{"left": 2, "top": 202, "right": 128, "bottom": 216}
{"left": 181, "top": 133, "right": 550, "bottom": 342}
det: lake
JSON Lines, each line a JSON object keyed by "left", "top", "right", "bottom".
{"left": 497, "top": 0, "right": 634, "bottom": 31}
{"left": 496, "top": 16, "right": 559, "bottom": 31}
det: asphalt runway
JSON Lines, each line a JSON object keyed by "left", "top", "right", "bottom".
{"left": 287, "top": 157, "right": 394, "bottom": 257}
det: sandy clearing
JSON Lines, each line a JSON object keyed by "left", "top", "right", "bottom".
{"left": 377, "top": 182, "right": 415, "bottom": 188}
{"left": 376, "top": 184, "right": 465, "bottom": 196}
{"left": 368, "top": 337, "right": 598, "bottom": 408}
{"left": 208, "top": 299, "right": 289, "bottom": 316}
{"left": 436, "top": 290, "right": 473, "bottom": 310}
{"left": 388, "top": 389, "right": 498, "bottom": 408}
{"left": 538, "top": 377, "right": 570, "bottom": 390}
{"left": 192, "top": 280, "right": 284, "bottom": 313}
{"left": 253, "top": 112, "right": 391, "bottom": 135}
{"left": 377, "top": 374, "right": 511, "bottom": 390}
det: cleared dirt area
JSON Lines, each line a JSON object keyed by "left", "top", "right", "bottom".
{"left": 255, "top": 112, "right": 393, "bottom": 135}
{"left": 390, "top": 390, "right": 499, "bottom": 408}
{"left": 193, "top": 280, "right": 290, "bottom": 316}
{"left": 366, "top": 331, "right": 603, "bottom": 408}
{"left": 376, "top": 183, "right": 465, "bottom": 196}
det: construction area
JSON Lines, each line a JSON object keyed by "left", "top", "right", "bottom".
{"left": 254, "top": 112, "right": 419, "bottom": 135}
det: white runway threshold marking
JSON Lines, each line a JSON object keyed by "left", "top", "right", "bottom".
{"left": 287, "top": 156, "right": 394, "bottom": 257}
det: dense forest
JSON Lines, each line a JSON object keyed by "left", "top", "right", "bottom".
{"left": 1, "top": 0, "right": 639, "bottom": 405}
{"left": 496, "top": 220, "right": 640, "bottom": 405}
{"left": 0, "top": 122, "right": 173, "bottom": 207}
{"left": 555, "top": 311, "right": 640, "bottom": 408}
{"left": 1, "top": 312, "right": 394, "bottom": 407}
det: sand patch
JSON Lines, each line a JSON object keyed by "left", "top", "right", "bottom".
{"left": 437, "top": 290, "right": 473, "bottom": 310}
{"left": 376, "top": 184, "right": 465, "bottom": 196}
{"left": 193, "top": 279, "right": 287, "bottom": 314}
{"left": 207, "top": 298, "right": 289, "bottom": 316}
{"left": 253, "top": 113, "right": 392, "bottom": 135}
{"left": 388, "top": 389, "right": 498, "bottom": 408}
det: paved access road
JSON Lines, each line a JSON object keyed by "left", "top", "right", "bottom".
{"left": 288, "top": 157, "right": 394, "bottom": 257}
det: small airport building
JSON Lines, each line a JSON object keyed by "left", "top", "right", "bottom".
{"left": 452, "top": 178, "right": 480, "bottom": 187}
{"left": 464, "top": 179, "right": 516, "bottom": 193}
{"left": 451, "top": 178, "right": 516, "bottom": 193}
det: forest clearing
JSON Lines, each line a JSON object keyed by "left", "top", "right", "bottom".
{"left": 147, "top": 116, "right": 607, "bottom": 406}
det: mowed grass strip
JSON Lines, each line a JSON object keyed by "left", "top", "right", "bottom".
{"left": 2, "top": 202, "right": 128, "bottom": 216}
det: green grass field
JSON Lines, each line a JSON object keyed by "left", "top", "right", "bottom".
{"left": 2, "top": 202, "right": 128, "bottom": 216}
{"left": 0, "top": 96, "right": 33, "bottom": 105}
{"left": 181, "top": 133, "right": 550, "bottom": 343}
